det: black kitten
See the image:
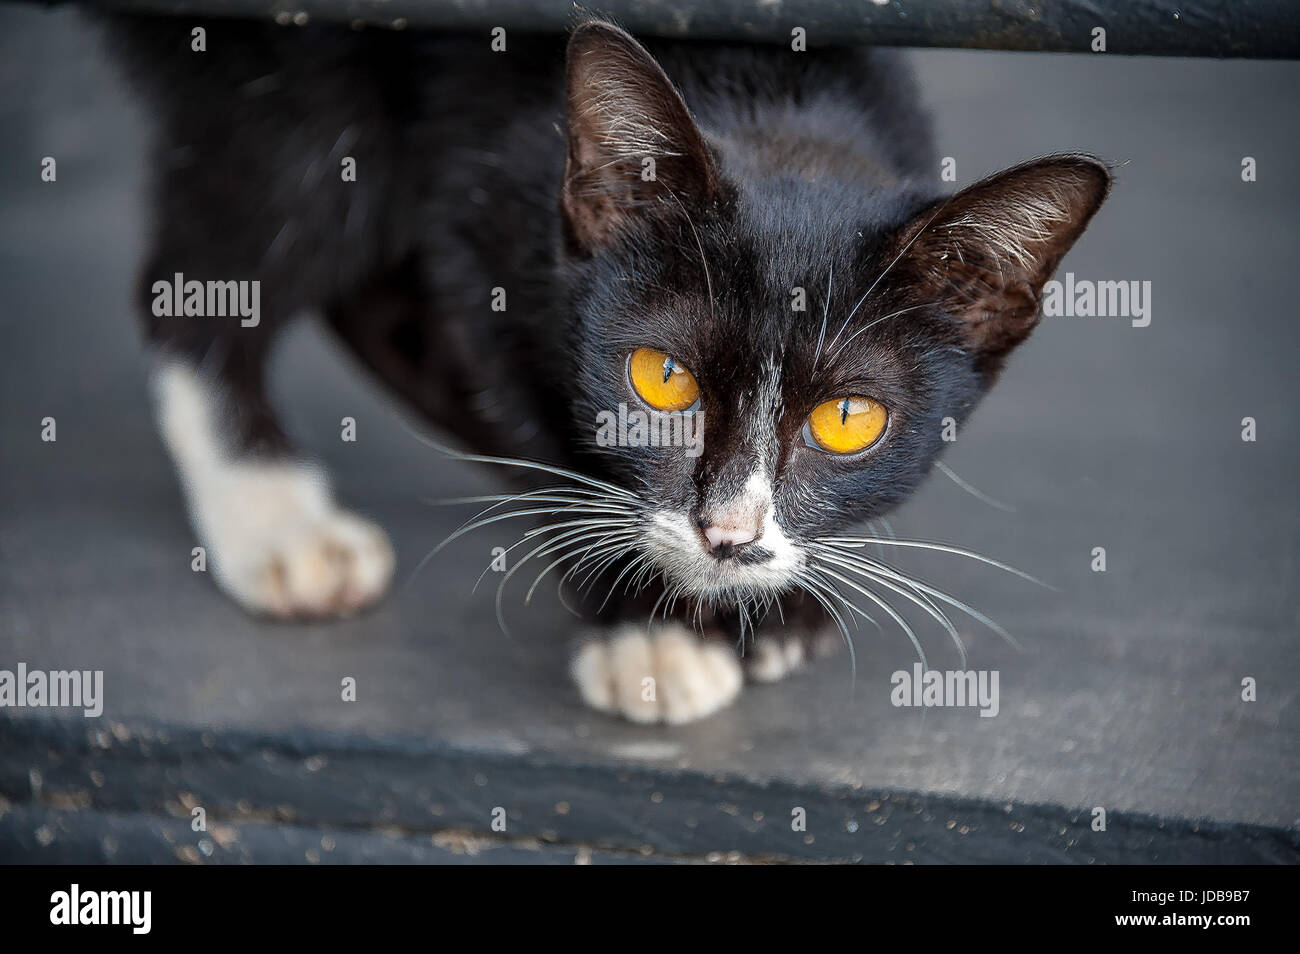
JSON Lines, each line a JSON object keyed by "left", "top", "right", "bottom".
{"left": 104, "top": 16, "right": 1109, "bottom": 723}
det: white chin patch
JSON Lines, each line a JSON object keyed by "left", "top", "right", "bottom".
{"left": 641, "top": 506, "right": 803, "bottom": 600}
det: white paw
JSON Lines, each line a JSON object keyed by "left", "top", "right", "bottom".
{"left": 571, "top": 623, "right": 743, "bottom": 725}
{"left": 745, "top": 635, "right": 807, "bottom": 683}
{"left": 196, "top": 461, "right": 395, "bottom": 619}
{"left": 154, "top": 363, "right": 395, "bottom": 619}
{"left": 218, "top": 499, "right": 394, "bottom": 619}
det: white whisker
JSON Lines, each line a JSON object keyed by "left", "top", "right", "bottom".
{"left": 829, "top": 303, "right": 928, "bottom": 360}
{"left": 528, "top": 531, "right": 639, "bottom": 605}
{"left": 401, "top": 421, "right": 640, "bottom": 501}
{"left": 494, "top": 524, "right": 633, "bottom": 636}
{"left": 934, "top": 460, "right": 1016, "bottom": 512}
{"left": 826, "top": 201, "right": 954, "bottom": 353}
{"left": 812, "top": 262, "right": 833, "bottom": 372}
{"left": 812, "top": 550, "right": 967, "bottom": 668}
{"left": 792, "top": 571, "right": 859, "bottom": 683}
{"left": 810, "top": 565, "right": 928, "bottom": 671}
{"left": 821, "top": 535, "right": 1051, "bottom": 589}
{"left": 813, "top": 542, "right": 1023, "bottom": 652}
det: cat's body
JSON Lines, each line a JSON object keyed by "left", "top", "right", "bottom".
{"left": 105, "top": 16, "right": 1109, "bottom": 723}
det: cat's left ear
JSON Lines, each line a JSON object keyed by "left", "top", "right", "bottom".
{"left": 887, "top": 155, "right": 1111, "bottom": 373}
{"left": 561, "top": 20, "right": 720, "bottom": 255}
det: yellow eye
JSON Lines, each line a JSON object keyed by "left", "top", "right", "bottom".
{"left": 806, "top": 396, "right": 888, "bottom": 454}
{"left": 628, "top": 347, "right": 700, "bottom": 412}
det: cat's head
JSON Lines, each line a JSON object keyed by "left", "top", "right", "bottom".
{"left": 556, "top": 21, "right": 1110, "bottom": 605}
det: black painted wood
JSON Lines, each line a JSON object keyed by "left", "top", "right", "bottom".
{"left": 2, "top": 717, "right": 1296, "bottom": 863}
{"left": 19, "top": 0, "right": 1300, "bottom": 58}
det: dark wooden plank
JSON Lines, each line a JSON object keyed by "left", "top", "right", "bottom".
{"left": 19, "top": 0, "right": 1300, "bottom": 58}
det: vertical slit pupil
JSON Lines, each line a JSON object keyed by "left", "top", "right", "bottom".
{"left": 839, "top": 398, "right": 851, "bottom": 425}
{"left": 662, "top": 357, "right": 676, "bottom": 384}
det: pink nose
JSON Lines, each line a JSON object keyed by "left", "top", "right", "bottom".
{"left": 702, "top": 523, "right": 758, "bottom": 551}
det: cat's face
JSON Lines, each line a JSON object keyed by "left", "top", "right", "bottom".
{"left": 558, "top": 23, "right": 1109, "bottom": 605}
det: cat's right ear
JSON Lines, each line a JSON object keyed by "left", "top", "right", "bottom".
{"left": 561, "top": 20, "right": 719, "bottom": 255}
{"left": 883, "top": 154, "right": 1111, "bottom": 377}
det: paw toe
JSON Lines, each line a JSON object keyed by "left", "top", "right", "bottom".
{"left": 571, "top": 624, "right": 742, "bottom": 725}
{"left": 220, "top": 511, "right": 395, "bottom": 620}
{"left": 747, "top": 636, "right": 806, "bottom": 683}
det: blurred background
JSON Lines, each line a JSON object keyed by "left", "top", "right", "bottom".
{"left": 0, "top": 2, "right": 1296, "bottom": 862}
